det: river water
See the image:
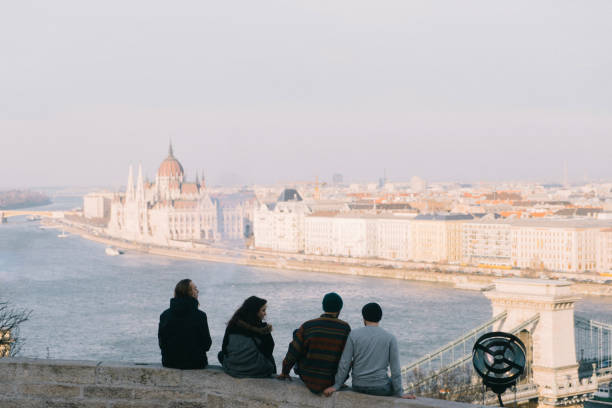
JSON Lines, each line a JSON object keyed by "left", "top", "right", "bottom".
{"left": 1, "top": 196, "right": 611, "bottom": 367}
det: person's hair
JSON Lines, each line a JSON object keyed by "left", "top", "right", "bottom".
{"left": 174, "top": 279, "right": 193, "bottom": 298}
{"left": 322, "top": 292, "right": 343, "bottom": 313}
{"left": 228, "top": 296, "right": 267, "bottom": 328}
{"left": 362, "top": 302, "right": 383, "bottom": 323}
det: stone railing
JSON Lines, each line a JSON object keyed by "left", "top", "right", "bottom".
{"left": 0, "top": 358, "right": 478, "bottom": 408}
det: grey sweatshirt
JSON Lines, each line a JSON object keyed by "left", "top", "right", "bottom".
{"left": 333, "top": 325, "right": 403, "bottom": 396}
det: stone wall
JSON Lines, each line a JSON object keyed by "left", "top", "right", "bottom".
{"left": 0, "top": 358, "right": 475, "bottom": 408}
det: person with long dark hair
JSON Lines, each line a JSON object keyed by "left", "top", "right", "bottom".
{"left": 218, "top": 296, "right": 276, "bottom": 378}
{"left": 158, "top": 279, "right": 212, "bottom": 369}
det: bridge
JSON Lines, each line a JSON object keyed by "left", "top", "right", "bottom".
{"left": 0, "top": 210, "right": 71, "bottom": 222}
{"left": 402, "top": 278, "right": 612, "bottom": 407}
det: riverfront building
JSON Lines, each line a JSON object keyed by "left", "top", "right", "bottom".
{"left": 304, "top": 214, "right": 412, "bottom": 260}
{"left": 409, "top": 214, "right": 473, "bottom": 263}
{"left": 106, "top": 144, "right": 218, "bottom": 244}
{"left": 304, "top": 214, "right": 376, "bottom": 258}
{"left": 375, "top": 216, "right": 413, "bottom": 260}
{"left": 83, "top": 192, "right": 112, "bottom": 219}
{"left": 215, "top": 192, "right": 256, "bottom": 240}
{"left": 255, "top": 200, "right": 612, "bottom": 273}
{"left": 510, "top": 219, "right": 606, "bottom": 273}
{"left": 597, "top": 228, "right": 612, "bottom": 274}
{"left": 462, "top": 218, "right": 513, "bottom": 267}
{"left": 253, "top": 189, "right": 311, "bottom": 252}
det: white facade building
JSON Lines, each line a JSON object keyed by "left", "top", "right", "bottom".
{"left": 83, "top": 193, "right": 112, "bottom": 219}
{"left": 304, "top": 214, "right": 335, "bottom": 256}
{"left": 510, "top": 220, "right": 604, "bottom": 272}
{"left": 596, "top": 228, "right": 612, "bottom": 274}
{"left": 462, "top": 219, "right": 513, "bottom": 267}
{"left": 107, "top": 144, "right": 218, "bottom": 244}
{"left": 375, "top": 216, "right": 412, "bottom": 260}
{"left": 304, "top": 214, "right": 410, "bottom": 260}
{"left": 329, "top": 216, "right": 371, "bottom": 258}
{"left": 460, "top": 218, "right": 612, "bottom": 273}
{"left": 253, "top": 189, "right": 311, "bottom": 252}
{"left": 216, "top": 193, "right": 256, "bottom": 240}
{"left": 410, "top": 214, "right": 473, "bottom": 263}
{"left": 256, "top": 194, "right": 612, "bottom": 273}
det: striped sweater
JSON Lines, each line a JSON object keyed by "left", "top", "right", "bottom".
{"left": 281, "top": 313, "right": 351, "bottom": 394}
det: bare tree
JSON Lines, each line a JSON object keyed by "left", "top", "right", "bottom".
{"left": 406, "top": 365, "right": 484, "bottom": 403}
{"left": 0, "top": 301, "right": 32, "bottom": 357}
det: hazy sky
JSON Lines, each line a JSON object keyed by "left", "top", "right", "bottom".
{"left": 1, "top": 1, "right": 611, "bottom": 189}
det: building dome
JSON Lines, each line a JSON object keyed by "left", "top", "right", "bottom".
{"left": 157, "top": 143, "right": 184, "bottom": 178}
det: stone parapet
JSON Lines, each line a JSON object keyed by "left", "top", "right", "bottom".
{"left": 0, "top": 358, "right": 476, "bottom": 408}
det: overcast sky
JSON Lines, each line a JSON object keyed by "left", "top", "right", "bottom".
{"left": 1, "top": 1, "right": 611, "bottom": 189}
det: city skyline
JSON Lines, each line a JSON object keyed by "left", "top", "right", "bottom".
{"left": 2, "top": 1, "right": 611, "bottom": 189}
{"left": 4, "top": 139, "right": 611, "bottom": 191}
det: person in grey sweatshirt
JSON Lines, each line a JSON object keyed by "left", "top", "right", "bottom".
{"left": 323, "top": 303, "right": 415, "bottom": 399}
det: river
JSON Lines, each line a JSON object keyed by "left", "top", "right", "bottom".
{"left": 1, "top": 196, "right": 611, "bottom": 367}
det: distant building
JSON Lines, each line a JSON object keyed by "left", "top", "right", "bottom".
{"left": 597, "top": 228, "right": 612, "bottom": 273}
{"left": 83, "top": 193, "right": 112, "bottom": 219}
{"left": 304, "top": 213, "right": 412, "bottom": 260}
{"left": 253, "top": 188, "right": 310, "bottom": 252}
{"left": 462, "top": 218, "right": 513, "bottom": 267}
{"left": 375, "top": 216, "right": 412, "bottom": 260}
{"left": 410, "top": 214, "right": 473, "bottom": 263}
{"left": 249, "top": 180, "right": 612, "bottom": 273}
{"left": 304, "top": 214, "right": 375, "bottom": 258}
{"left": 510, "top": 220, "right": 604, "bottom": 272}
{"left": 348, "top": 202, "right": 416, "bottom": 214}
{"left": 332, "top": 173, "right": 343, "bottom": 185}
{"left": 214, "top": 192, "right": 256, "bottom": 240}
{"left": 410, "top": 176, "right": 427, "bottom": 192}
{"left": 107, "top": 143, "right": 218, "bottom": 244}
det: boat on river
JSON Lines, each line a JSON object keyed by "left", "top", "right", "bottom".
{"left": 105, "top": 247, "right": 124, "bottom": 256}
{"left": 57, "top": 230, "right": 69, "bottom": 238}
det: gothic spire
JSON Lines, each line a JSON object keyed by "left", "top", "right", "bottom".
{"left": 168, "top": 139, "right": 174, "bottom": 157}
{"left": 136, "top": 163, "right": 145, "bottom": 201}
{"left": 126, "top": 164, "right": 135, "bottom": 201}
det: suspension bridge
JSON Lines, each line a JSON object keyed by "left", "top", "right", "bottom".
{"left": 402, "top": 278, "right": 612, "bottom": 407}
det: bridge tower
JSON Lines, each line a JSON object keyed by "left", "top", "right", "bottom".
{"left": 485, "top": 278, "right": 586, "bottom": 407}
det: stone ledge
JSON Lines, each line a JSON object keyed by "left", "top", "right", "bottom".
{"left": 0, "top": 358, "right": 476, "bottom": 408}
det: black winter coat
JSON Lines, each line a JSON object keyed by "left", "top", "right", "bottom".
{"left": 158, "top": 297, "right": 212, "bottom": 369}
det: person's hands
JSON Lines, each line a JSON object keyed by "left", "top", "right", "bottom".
{"left": 401, "top": 394, "right": 416, "bottom": 399}
{"left": 323, "top": 387, "right": 337, "bottom": 397}
{"left": 276, "top": 373, "right": 292, "bottom": 381}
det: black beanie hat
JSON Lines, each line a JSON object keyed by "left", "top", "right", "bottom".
{"left": 322, "top": 292, "right": 343, "bottom": 313}
{"left": 362, "top": 302, "right": 383, "bottom": 322}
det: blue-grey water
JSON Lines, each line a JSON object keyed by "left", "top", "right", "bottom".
{"left": 1, "top": 196, "right": 611, "bottom": 366}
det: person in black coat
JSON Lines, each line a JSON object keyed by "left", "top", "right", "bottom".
{"left": 158, "top": 279, "right": 212, "bottom": 369}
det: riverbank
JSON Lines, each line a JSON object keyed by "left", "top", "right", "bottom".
{"left": 46, "top": 218, "right": 612, "bottom": 297}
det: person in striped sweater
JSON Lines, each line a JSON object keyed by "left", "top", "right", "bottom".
{"left": 277, "top": 292, "right": 351, "bottom": 394}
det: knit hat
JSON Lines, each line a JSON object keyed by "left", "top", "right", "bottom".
{"left": 322, "top": 292, "right": 343, "bottom": 313}
{"left": 362, "top": 302, "right": 383, "bottom": 323}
